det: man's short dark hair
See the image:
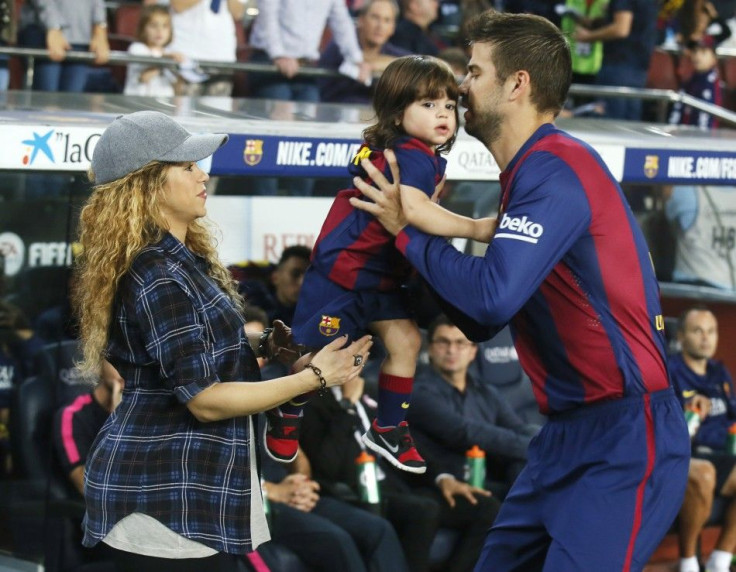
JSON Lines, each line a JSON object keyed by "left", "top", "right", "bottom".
{"left": 427, "top": 313, "right": 454, "bottom": 341}
{"left": 677, "top": 304, "right": 713, "bottom": 332}
{"left": 243, "top": 304, "right": 269, "bottom": 327}
{"left": 277, "top": 245, "right": 311, "bottom": 267}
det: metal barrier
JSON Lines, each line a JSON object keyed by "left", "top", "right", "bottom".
{"left": 2, "top": 45, "right": 736, "bottom": 128}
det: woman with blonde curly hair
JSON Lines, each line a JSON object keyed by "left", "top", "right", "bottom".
{"left": 76, "top": 111, "right": 372, "bottom": 572}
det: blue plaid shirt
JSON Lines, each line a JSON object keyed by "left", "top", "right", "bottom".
{"left": 82, "top": 233, "right": 262, "bottom": 554}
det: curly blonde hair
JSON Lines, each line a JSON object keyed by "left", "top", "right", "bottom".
{"left": 74, "top": 161, "right": 242, "bottom": 376}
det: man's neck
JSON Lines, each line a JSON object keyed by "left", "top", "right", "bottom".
{"left": 492, "top": 113, "right": 554, "bottom": 171}
{"left": 439, "top": 369, "right": 467, "bottom": 392}
{"left": 683, "top": 353, "right": 708, "bottom": 376}
{"left": 407, "top": 14, "right": 429, "bottom": 31}
{"left": 361, "top": 40, "right": 382, "bottom": 60}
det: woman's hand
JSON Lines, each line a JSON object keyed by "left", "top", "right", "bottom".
{"left": 309, "top": 335, "right": 373, "bottom": 388}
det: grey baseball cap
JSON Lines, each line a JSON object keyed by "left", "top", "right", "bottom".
{"left": 91, "top": 111, "right": 229, "bottom": 184}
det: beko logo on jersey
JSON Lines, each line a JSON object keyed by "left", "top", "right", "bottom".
{"left": 496, "top": 214, "right": 544, "bottom": 244}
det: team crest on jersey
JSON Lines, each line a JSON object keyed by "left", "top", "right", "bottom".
{"left": 724, "top": 383, "right": 731, "bottom": 397}
{"left": 319, "top": 315, "right": 341, "bottom": 336}
{"left": 352, "top": 146, "right": 372, "bottom": 166}
{"left": 243, "top": 139, "right": 264, "bottom": 166}
{"left": 643, "top": 155, "right": 659, "bottom": 179}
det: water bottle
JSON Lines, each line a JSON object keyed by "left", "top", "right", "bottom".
{"left": 684, "top": 404, "right": 702, "bottom": 438}
{"left": 464, "top": 445, "right": 486, "bottom": 489}
{"left": 355, "top": 451, "right": 381, "bottom": 513}
{"left": 727, "top": 423, "right": 736, "bottom": 455}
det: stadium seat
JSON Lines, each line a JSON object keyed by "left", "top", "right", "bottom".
{"left": 472, "top": 326, "right": 546, "bottom": 426}
{"left": 646, "top": 49, "right": 679, "bottom": 91}
{"left": 112, "top": 3, "right": 142, "bottom": 39}
{"left": 35, "top": 339, "right": 92, "bottom": 407}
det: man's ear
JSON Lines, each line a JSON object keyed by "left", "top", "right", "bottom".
{"left": 508, "top": 70, "right": 530, "bottom": 102}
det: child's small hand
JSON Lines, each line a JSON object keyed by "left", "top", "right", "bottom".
{"left": 474, "top": 217, "right": 497, "bottom": 243}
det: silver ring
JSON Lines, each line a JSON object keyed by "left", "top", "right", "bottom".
{"left": 353, "top": 355, "right": 363, "bottom": 367}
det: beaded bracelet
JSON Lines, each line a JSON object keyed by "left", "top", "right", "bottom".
{"left": 304, "top": 362, "right": 327, "bottom": 396}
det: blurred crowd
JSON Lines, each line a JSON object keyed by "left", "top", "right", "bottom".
{"left": 1, "top": 0, "right": 736, "bottom": 123}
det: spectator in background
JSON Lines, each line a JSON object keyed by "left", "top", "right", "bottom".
{"left": 239, "top": 245, "right": 311, "bottom": 327}
{"left": 52, "top": 360, "right": 123, "bottom": 496}
{"left": 0, "top": 300, "right": 43, "bottom": 476}
{"left": 410, "top": 315, "right": 539, "bottom": 494}
{"left": 248, "top": 0, "right": 367, "bottom": 196}
{"left": 503, "top": 0, "right": 561, "bottom": 26}
{"left": 454, "top": 0, "right": 492, "bottom": 50}
{"left": 34, "top": 268, "right": 79, "bottom": 343}
{"left": 662, "top": 184, "right": 736, "bottom": 290}
{"left": 319, "top": 0, "right": 410, "bottom": 104}
{"left": 0, "top": 0, "right": 16, "bottom": 91}
{"left": 574, "top": 0, "right": 657, "bottom": 120}
{"left": 168, "top": 0, "right": 244, "bottom": 96}
{"left": 299, "top": 372, "right": 499, "bottom": 572}
{"left": 437, "top": 46, "right": 467, "bottom": 77}
{"left": 669, "top": 34, "right": 726, "bottom": 129}
{"left": 18, "top": 0, "right": 109, "bottom": 92}
{"left": 260, "top": 451, "right": 410, "bottom": 572}
{"left": 124, "top": 5, "right": 184, "bottom": 97}
{"left": 390, "top": 0, "right": 442, "bottom": 56}
{"left": 248, "top": 0, "right": 367, "bottom": 103}
{"left": 559, "top": 0, "right": 609, "bottom": 94}
{"left": 669, "top": 306, "right": 736, "bottom": 572}
{"left": 677, "top": 0, "right": 732, "bottom": 47}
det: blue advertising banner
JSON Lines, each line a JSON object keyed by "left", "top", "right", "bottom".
{"left": 624, "top": 148, "right": 736, "bottom": 185}
{"left": 211, "top": 134, "right": 363, "bottom": 177}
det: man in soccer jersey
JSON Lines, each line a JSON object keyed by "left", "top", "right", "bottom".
{"left": 350, "top": 9, "right": 690, "bottom": 572}
{"left": 670, "top": 306, "right": 736, "bottom": 572}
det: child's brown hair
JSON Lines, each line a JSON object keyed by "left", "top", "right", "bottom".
{"left": 135, "top": 5, "right": 173, "bottom": 47}
{"left": 363, "top": 55, "right": 460, "bottom": 154}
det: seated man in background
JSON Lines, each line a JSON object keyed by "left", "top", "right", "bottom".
{"left": 409, "top": 314, "right": 540, "bottom": 496}
{"left": 53, "top": 360, "right": 123, "bottom": 496}
{"left": 239, "top": 245, "right": 311, "bottom": 327}
{"left": 319, "top": 0, "right": 409, "bottom": 104}
{"left": 299, "top": 371, "right": 498, "bottom": 572}
{"left": 260, "top": 447, "right": 409, "bottom": 572}
{"left": 670, "top": 305, "right": 736, "bottom": 572}
{"left": 0, "top": 300, "right": 44, "bottom": 476}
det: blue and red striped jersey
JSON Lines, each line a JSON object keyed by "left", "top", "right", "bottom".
{"left": 396, "top": 124, "right": 669, "bottom": 414}
{"left": 311, "top": 136, "right": 446, "bottom": 291}
{"left": 669, "top": 353, "right": 736, "bottom": 450}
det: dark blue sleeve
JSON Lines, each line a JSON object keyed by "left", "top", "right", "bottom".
{"left": 409, "top": 378, "right": 530, "bottom": 461}
{"left": 317, "top": 41, "right": 348, "bottom": 101}
{"left": 393, "top": 145, "right": 437, "bottom": 197}
{"left": 397, "top": 152, "right": 592, "bottom": 327}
